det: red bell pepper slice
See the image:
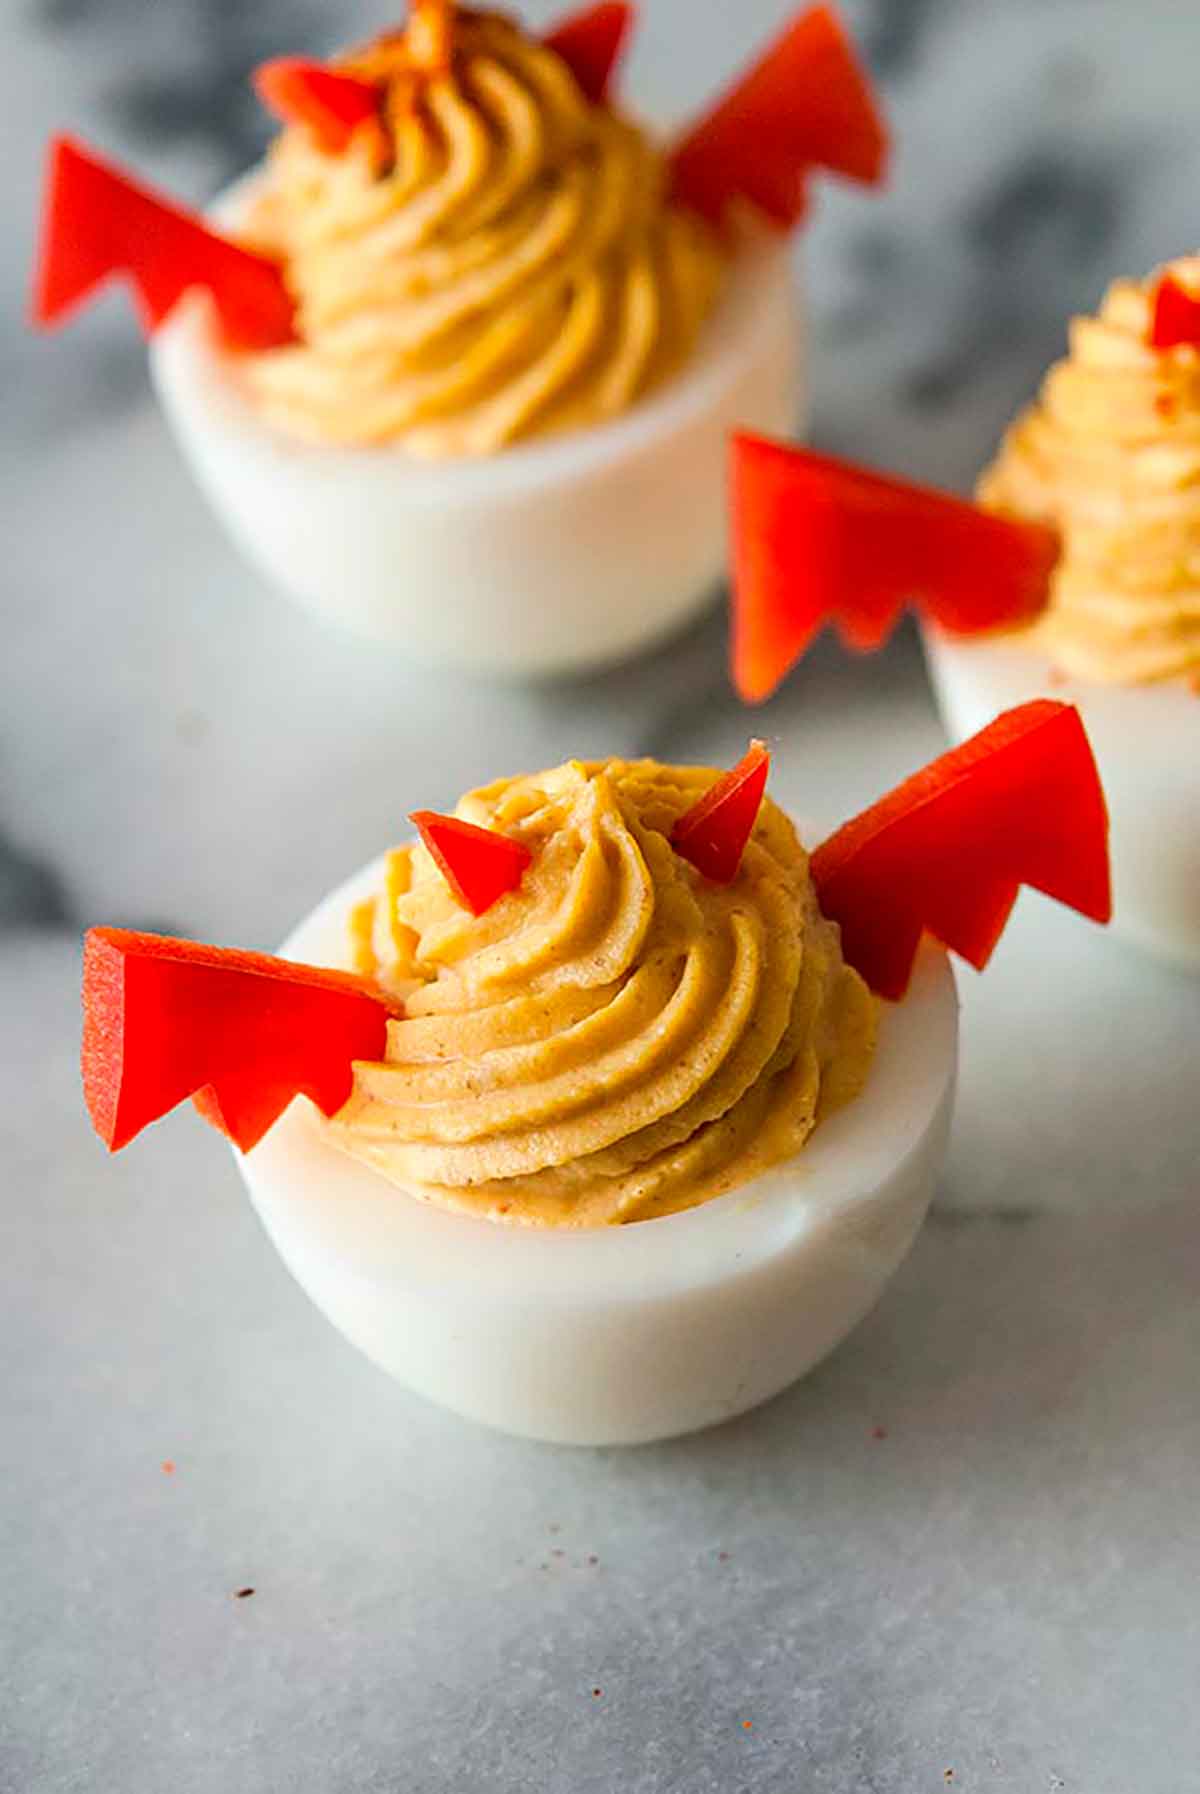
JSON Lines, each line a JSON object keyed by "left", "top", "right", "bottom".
{"left": 810, "top": 701, "right": 1111, "bottom": 1001}
{"left": 730, "top": 433, "right": 1060, "bottom": 704}
{"left": 253, "top": 58, "right": 381, "bottom": 153}
{"left": 1148, "top": 272, "right": 1200, "bottom": 351}
{"left": 82, "top": 928, "right": 399, "bottom": 1154}
{"left": 544, "top": 2, "right": 634, "bottom": 103}
{"left": 411, "top": 811, "right": 533, "bottom": 916}
{"left": 670, "top": 742, "right": 771, "bottom": 884}
{"left": 670, "top": 3, "right": 888, "bottom": 230}
{"left": 32, "top": 135, "right": 295, "bottom": 351}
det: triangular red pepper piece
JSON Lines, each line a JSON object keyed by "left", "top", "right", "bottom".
{"left": 1148, "top": 272, "right": 1200, "bottom": 351}
{"left": 82, "top": 928, "right": 399, "bottom": 1154}
{"left": 670, "top": 742, "right": 771, "bottom": 884}
{"left": 253, "top": 58, "right": 381, "bottom": 153}
{"left": 730, "top": 433, "right": 1060, "bottom": 704}
{"left": 31, "top": 135, "right": 295, "bottom": 351}
{"left": 543, "top": 2, "right": 634, "bottom": 103}
{"left": 670, "top": 3, "right": 888, "bottom": 229}
{"left": 411, "top": 811, "right": 533, "bottom": 916}
{"left": 810, "top": 701, "right": 1111, "bottom": 1001}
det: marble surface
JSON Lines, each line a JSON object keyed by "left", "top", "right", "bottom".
{"left": 5, "top": 904, "right": 1199, "bottom": 1794}
{"left": 4, "top": 1, "right": 1200, "bottom": 1789}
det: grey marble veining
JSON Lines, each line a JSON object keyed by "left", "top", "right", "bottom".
{"left": 3, "top": 2, "right": 1200, "bottom": 1790}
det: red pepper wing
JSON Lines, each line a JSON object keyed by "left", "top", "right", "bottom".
{"left": 731, "top": 434, "right": 1059, "bottom": 703}
{"left": 32, "top": 135, "right": 295, "bottom": 350}
{"left": 82, "top": 929, "right": 397, "bottom": 1153}
{"left": 811, "top": 702, "right": 1111, "bottom": 999}
{"left": 670, "top": 3, "right": 887, "bottom": 229}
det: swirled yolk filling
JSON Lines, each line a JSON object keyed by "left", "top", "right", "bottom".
{"left": 978, "top": 257, "right": 1200, "bottom": 684}
{"left": 237, "top": 10, "right": 727, "bottom": 456}
{"left": 330, "top": 758, "right": 877, "bottom": 1227}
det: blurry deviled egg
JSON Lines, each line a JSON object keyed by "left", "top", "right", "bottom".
{"left": 35, "top": 3, "right": 890, "bottom": 674}
{"left": 927, "top": 258, "right": 1200, "bottom": 966}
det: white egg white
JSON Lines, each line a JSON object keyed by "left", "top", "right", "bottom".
{"left": 231, "top": 857, "right": 958, "bottom": 1446}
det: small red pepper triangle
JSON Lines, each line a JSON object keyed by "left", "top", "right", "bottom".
{"left": 670, "top": 3, "right": 888, "bottom": 230}
{"left": 810, "top": 701, "right": 1111, "bottom": 1001}
{"left": 31, "top": 135, "right": 296, "bottom": 351}
{"left": 730, "top": 434, "right": 1060, "bottom": 704}
{"left": 544, "top": 2, "right": 635, "bottom": 103}
{"left": 670, "top": 742, "right": 771, "bottom": 884}
{"left": 253, "top": 58, "right": 382, "bottom": 153}
{"left": 1148, "top": 272, "right": 1200, "bottom": 351}
{"left": 82, "top": 928, "right": 400, "bottom": 1154}
{"left": 411, "top": 811, "right": 533, "bottom": 916}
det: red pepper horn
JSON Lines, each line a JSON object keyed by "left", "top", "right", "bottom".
{"left": 1149, "top": 271, "right": 1200, "bottom": 350}
{"left": 411, "top": 812, "right": 533, "bottom": 916}
{"left": 253, "top": 59, "right": 382, "bottom": 153}
{"left": 32, "top": 135, "right": 296, "bottom": 351}
{"left": 670, "top": 743, "right": 771, "bottom": 884}
{"left": 543, "top": 2, "right": 635, "bottom": 103}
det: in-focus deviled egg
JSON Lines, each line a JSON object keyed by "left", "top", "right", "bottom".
{"left": 80, "top": 719, "right": 1109, "bottom": 1444}
{"left": 239, "top": 758, "right": 955, "bottom": 1444}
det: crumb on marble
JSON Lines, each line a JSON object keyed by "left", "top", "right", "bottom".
{"left": 161, "top": 1459, "right": 175, "bottom": 1475}
{"left": 234, "top": 1587, "right": 255, "bottom": 1599}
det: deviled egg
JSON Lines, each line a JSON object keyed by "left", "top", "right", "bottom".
{"left": 35, "top": 2, "right": 895, "bottom": 673}
{"left": 926, "top": 258, "right": 1200, "bottom": 966}
{"left": 147, "top": 1, "right": 804, "bottom": 672}
{"left": 238, "top": 759, "right": 955, "bottom": 1445}
{"left": 81, "top": 718, "right": 1109, "bottom": 1445}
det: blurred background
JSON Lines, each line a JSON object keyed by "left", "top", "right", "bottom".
{"left": 6, "top": 0, "right": 1200, "bottom": 947}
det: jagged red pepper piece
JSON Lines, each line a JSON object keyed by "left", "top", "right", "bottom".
{"left": 412, "top": 811, "right": 533, "bottom": 916}
{"left": 1149, "top": 272, "right": 1200, "bottom": 351}
{"left": 31, "top": 135, "right": 295, "bottom": 350}
{"left": 82, "top": 928, "right": 398, "bottom": 1153}
{"left": 670, "top": 3, "right": 887, "bottom": 229}
{"left": 670, "top": 742, "right": 771, "bottom": 884}
{"left": 731, "top": 434, "right": 1060, "bottom": 703}
{"left": 810, "top": 701, "right": 1111, "bottom": 1001}
{"left": 253, "top": 58, "right": 381, "bottom": 153}
{"left": 544, "top": 2, "right": 634, "bottom": 103}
